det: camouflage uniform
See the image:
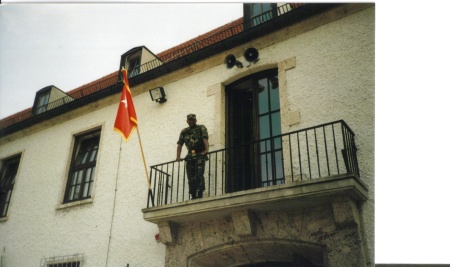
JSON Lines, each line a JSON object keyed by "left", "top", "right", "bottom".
{"left": 177, "top": 123, "right": 209, "bottom": 199}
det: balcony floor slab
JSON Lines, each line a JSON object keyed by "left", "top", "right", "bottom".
{"left": 142, "top": 173, "right": 368, "bottom": 225}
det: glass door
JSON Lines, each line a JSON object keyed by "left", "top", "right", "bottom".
{"left": 226, "top": 69, "right": 283, "bottom": 193}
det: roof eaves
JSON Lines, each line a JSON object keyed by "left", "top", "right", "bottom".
{"left": 1, "top": 3, "right": 338, "bottom": 137}
{"left": 0, "top": 19, "right": 240, "bottom": 135}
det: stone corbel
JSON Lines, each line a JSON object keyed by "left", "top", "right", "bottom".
{"left": 232, "top": 209, "right": 257, "bottom": 237}
{"left": 157, "top": 221, "right": 178, "bottom": 245}
{"left": 331, "top": 196, "right": 360, "bottom": 227}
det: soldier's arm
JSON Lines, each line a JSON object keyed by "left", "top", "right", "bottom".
{"left": 202, "top": 138, "right": 209, "bottom": 155}
{"left": 176, "top": 144, "right": 183, "bottom": 161}
{"left": 176, "top": 130, "right": 184, "bottom": 161}
{"left": 201, "top": 125, "right": 209, "bottom": 155}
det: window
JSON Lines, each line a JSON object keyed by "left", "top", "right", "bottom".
{"left": 47, "top": 262, "right": 80, "bottom": 267}
{"left": 226, "top": 69, "right": 282, "bottom": 192}
{"left": 257, "top": 74, "right": 282, "bottom": 187}
{"left": 244, "top": 3, "right": 277, "bottom": 29}
{"left": 0, "top": 155, "right": 21, "bottom": 218}
{"left": 36, "top": 91, "right": 51, "bottom": 114}
{"left": 40, "top": 254, "right": 82, "bottom": 267}
{"left": 126, "top": 52, "right": 141, "bottom": 78}
{"left": 64, "top": 130, "right": 100, "bottom": 203}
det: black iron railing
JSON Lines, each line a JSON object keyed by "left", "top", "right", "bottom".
{"left": 147, "top": 120, "right": 359, "bottom": 207}
{"left": 35, "top": 75, "right": 120, "bottom": 115}
{"left": 0, "top": 74, "right": 120, "bottom": 129}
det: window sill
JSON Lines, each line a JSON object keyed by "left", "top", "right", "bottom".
{"left": 56, "top": 198, "right": 93, "bottom": 210}
{"left": 0, "top": 216, "right": 8, "bottom": 222}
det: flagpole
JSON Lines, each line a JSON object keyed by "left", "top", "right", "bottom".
{"left": 136, "top": 125, "right": 151, "bottom": 189}
{"left": 136, "top": 125, "right": 155, "bottom": 207}
{"left": 115, "top": 67, "right": 154, "bottom": 206}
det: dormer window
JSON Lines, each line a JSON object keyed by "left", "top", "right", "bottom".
{"left": 35, "top": 90, "right": 50, "bottom": 114}
{"left": 126, "top": 52, "right": 141, "bottom": 78}
{"left": 244, "top": 3, "right": 278, "bottom": 29}
{"left": 119, "top": 46, "right": 163, "bottom": 79}
{"left": 32, "top": 85, "right": 72, "bottom": 115}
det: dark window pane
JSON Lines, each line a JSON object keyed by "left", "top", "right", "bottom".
{"left": 89, "top": 145, "right": 98, "bottom": 162}
{"left": 250, "top": 3, "right": 274, "bottom": 26}
{"left": 0, "top": 155, "right": 20, "bottom": 217}
{"left": 258, "top": 78, "right": 269, "bottom": 114}
{"left": 65, "top": 130, "right": 100, "bottom": 203}
{"left": 269, "top": 75, "right": 280, "bottom": 110}
{"left": 272, "top": 112, "right": 281, "bottom": 135}
{"left": 36, "top": 92, "right": 50, "bottom": 114}
{"left": 226, "top": 69, "right": 282, "bottom": 192}
{"left": 251, "top": 3, "right": 262, "bottom": 14}
{"left": 259, "top": 115, "right": 270, "bottom": 139}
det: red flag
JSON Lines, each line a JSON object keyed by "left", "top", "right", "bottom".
{"left": 114, "top": 68, "right": 137, "bottom": 141}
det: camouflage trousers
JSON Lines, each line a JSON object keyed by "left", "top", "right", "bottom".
{"left": 185, "top": 156, "right": 206, "bottom": 199}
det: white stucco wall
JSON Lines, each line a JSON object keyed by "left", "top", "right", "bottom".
{"left": 136, "top": 5, "right": 375, "bottom": 263}
{"left": 0, "top": 101, "right": 166, "bottom": 266}
{"left": 0, "top": 5, "right": 374, "bottom": 266}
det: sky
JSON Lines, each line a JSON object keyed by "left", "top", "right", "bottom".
{"left": 0, "top": 3, "right": 243, "bottom": 118}
{"left": 1, "top": 0, "right": 450, "bottom": 264}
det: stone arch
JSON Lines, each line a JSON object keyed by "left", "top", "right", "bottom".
{"left": 207, "top": 62, "right": 280, "bottom": 150}
{"left": 222, "top": 63, "right": 279, "bottom": 87}
{"left": 187, "top": 238, "right": 326, "bottom": 267}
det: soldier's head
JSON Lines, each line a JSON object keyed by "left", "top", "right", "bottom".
{"left": 186, "top": 114, "right": 197, "bottom": 127}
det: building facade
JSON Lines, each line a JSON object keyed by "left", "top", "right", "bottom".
{"left": 0, "top": 3, "right": 374, "bottom": 267}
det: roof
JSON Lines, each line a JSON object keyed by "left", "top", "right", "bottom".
{"left": 0, "top": 17, "right": 243, "bottom": 131}
{"left": 157, "top": 18, "right": 243, "bottom": 62}
{"left": 65, "top": 71, "right": 119, "bottom": 99}
{"left": 0, "top": 108, "right": 33, "bottom": 129}
{"left": 0, "top": 3, "right": 326, "bottom": 135}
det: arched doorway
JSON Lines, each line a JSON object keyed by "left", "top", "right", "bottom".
{"left": 188, "top": 239, "right": 325, "bottom": 267}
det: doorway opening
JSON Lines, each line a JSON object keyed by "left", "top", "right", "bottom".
{"left": 226, "top": 69, "right": 283, "bottom": 193}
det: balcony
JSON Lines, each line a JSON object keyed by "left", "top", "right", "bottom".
{"left": 142, "top": 120, "right": 368, "bottom": 225}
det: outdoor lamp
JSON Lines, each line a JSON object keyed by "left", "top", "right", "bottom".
{"left": 149, "top": 87, "right": 167, "bottom": 103}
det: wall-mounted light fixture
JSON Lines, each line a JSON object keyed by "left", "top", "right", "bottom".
{"left": 149, "top": 87, "right": 167, "bottom": 103}
{"left": 224, "top": 47, "right": 260, "bottom": 69}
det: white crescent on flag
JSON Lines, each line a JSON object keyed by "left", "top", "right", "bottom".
{"left": 121, "top": 99, "right": 128, "bottom": 108}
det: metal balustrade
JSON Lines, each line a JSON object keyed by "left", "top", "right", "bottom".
{"left": 147, "top": 120, "right": 359, "bottom": 207}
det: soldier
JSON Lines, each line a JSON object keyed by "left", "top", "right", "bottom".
{"left": 176, "top": 114, "right": 209, "bottom": 199}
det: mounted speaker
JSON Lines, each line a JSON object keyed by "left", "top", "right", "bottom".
{"left": 244, "top": 47, "right": 259, "bottom": 63}
{"left": 225, "top": 54, "right": 243, "bottom": 69}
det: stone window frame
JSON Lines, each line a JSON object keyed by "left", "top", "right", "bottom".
{"left": 62, "top": 127, "right": 102, "bottom": 205}
{"left": 207, "top": 57, "right": 298, "bottom": 149}
{"left": 40, "top": 254, "right": 83, "bottom": 267}
{"left": 0, "top": 154, "right": 22, "bottom": 220}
